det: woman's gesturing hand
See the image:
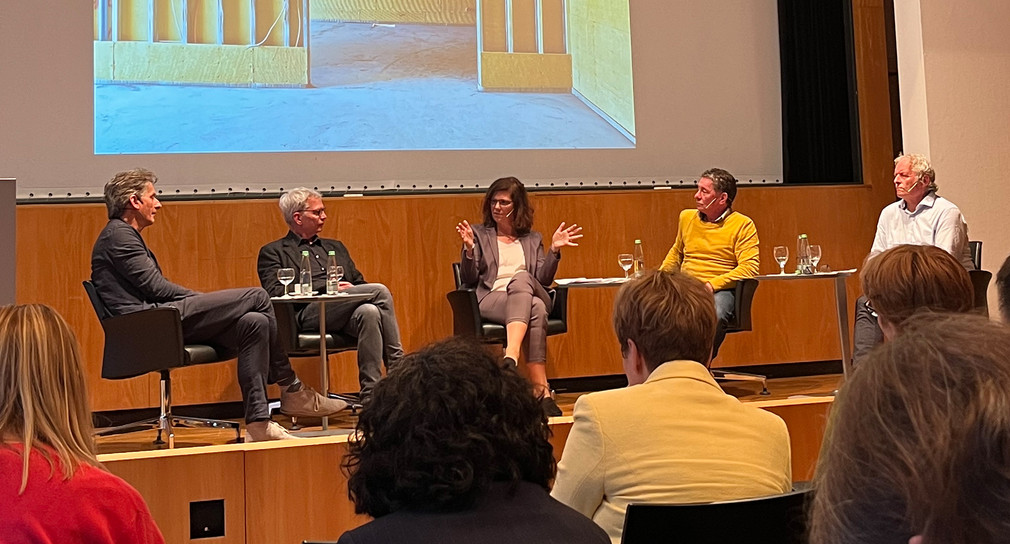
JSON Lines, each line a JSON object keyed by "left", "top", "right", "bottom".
{"left": 551, "top": 222, "right": 583, "bottom": 253}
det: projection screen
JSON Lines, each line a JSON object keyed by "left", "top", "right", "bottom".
{"left": 1, "top": 1, "right": 782, "bottom": 200}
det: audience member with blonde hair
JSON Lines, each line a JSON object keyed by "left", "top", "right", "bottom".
{"left": 860, "top": 244, "right": 973, "bottom": 341}
{"left": 810, "top": 313, "right": 1010, "bottom": 544}
{"left": 0, "top": 304, "right": 164, "bottom": 543}
{"left": 551, "top": 270, "right": 791, "bottom": 543}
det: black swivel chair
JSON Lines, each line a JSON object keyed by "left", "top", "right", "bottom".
{"left": 710, "top": 278, "right": 768, "bottom": 395}
{"left": 272, "top": 302, "right": 360, "bottom": 420}
{"left": 83, "top": 280, "right": 241, "bottom": 448}
{"left": 446, "top": 263, "right": 569, "bottom": 345}
{"left": 621, "top": 487, "right": 812, "bottom": 544}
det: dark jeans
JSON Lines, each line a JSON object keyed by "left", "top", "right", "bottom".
{"left": 299, "top": 283, "right": 404, "bottom": 398}
{"left": 166, "top": 287, "right": 295, "bottom": 423}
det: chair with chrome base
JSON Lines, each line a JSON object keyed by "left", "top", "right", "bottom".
{"left": 709, "top": 278, "right": 769, "bottom": 395}
{"left": 446, "top": 263, "right": 569, "bottom": 346}
{"left": 83, "top": 280, "right": 241, "bottom": 448}
{"left": 272, "top": 302, "right": 360, "bottom": 424}
{"left": 621, "top": 487, "right": 812, "bottom": 544}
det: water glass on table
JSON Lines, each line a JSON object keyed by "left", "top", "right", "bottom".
{"left": 277, "top": 268, "right": 295, "bottom": 296}
{"left": 773, "top": 246, "right": 789, "bottom": 275}
{"left": 618, "top": 253, "right": 634, "bottom": 278}
{"left": 809, "top": 245, "right": 822, "bottom": 271}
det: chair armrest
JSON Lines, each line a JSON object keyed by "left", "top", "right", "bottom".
{"left": 100, "top": 307, "right": 186, "bottom": 379}
{"left": 446, "top": 288, "right": 482, "bottom": 337}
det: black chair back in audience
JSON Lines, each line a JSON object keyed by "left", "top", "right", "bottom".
{"left": 446, "top": 262, "right": 568, "bottom": 344}
{"left": 621, "top": 487, "right": 811, "bottom": 544}
{"left": 710, "top": 277, "right": 769, "bottom": 395}
{"left": 82, "top": 280, "right": 241, "bottom": 448}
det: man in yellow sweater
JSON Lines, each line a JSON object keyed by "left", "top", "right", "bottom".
{"left": 659, "top": 168, "right": 759, "bottom": 357}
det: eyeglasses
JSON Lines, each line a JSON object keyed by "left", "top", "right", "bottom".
{"left": 302, "top": 208, "right": 326, "bottom": 216}
{"left": 864, "top": 299, "right": 878, "bottom": 319}
{"left": 491, "top": 199, "right": 513, "bottom": 208}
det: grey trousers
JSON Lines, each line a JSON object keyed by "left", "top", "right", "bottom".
{"left": 299, "top": 283, "right": 404, "bottom": 398}
{"left": 852, "top": 295, "right": 884, "bottom": 365}
{"left": 479, "top": 271, "right": 553, "bottom": 363}
{"left": 166, "top": 287, "right": 296, "bottom": 423}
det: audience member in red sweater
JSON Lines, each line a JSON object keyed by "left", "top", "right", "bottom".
{"left": 0, "top": 304, "right": 165, "bottom": 543}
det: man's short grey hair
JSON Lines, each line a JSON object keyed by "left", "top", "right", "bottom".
{"left": 104, "top": 168, "right": 156, "bottom": 219}
{"left": 279, "top": 187, "right": 322, "bottom": 227}
{"left": 896, "top": 153, "right": 938, "bottom": 193}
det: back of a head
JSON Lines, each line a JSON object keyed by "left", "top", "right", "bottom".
{"left": 811, "top": 313, "right": 1010, "bottom": 544}
{"left": 344, "top": 337, "right": 555, "bottom": 518}
{"left": 612, "top": 269, "right": 716, "bottom": 370}
{"left": 0, "top": 304, "right": 96, "bottom": 491}
{"left": 861, "top": 244, "right": 973, "bottom": 331}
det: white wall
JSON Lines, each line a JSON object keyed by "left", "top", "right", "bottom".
{"left": 894, "top": 0, "right": 1010, "bottom": 316}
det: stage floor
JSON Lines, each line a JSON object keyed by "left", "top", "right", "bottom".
{"left": 96, "top": 373, "right": 842, "bottom": 455}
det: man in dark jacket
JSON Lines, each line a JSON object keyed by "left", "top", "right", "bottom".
{"left": 91, "top": 169, "right": 346, "bottom": 441}
{"left": 257, "top": 188, "right": 404, "bottom": 401}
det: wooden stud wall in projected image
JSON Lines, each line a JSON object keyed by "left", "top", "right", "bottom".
{"left": 479, "top": 0, "right": 573, "bottom": 90}
{"left": 310, "top": 0, "right": 477, "bottom": 25}
{"left": 93, "top": 0, "right": 308, "bottom": 85}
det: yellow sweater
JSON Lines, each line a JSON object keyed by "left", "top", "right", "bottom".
{"left": 659, "top": 209, "right": 760, "bottom": 291}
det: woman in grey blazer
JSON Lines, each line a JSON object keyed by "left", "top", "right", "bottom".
{"left": 455, "top": 177, "right": 581, "bottom": 416}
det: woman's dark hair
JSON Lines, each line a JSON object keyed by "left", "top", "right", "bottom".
{"left": 810, "top": 313, "right": 1010, "bottom": 544}
{"left": 343, "top": 337, "right": 556, "bottom": 517}
{"left": 481, "top": 176, "right": 534, "bottom": 235}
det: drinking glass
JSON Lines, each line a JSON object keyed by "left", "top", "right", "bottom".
{"left": 809, "top": 245, "right": 822, "bottom": 271}
{"left": 773, "top": 246, "right": 789, "bottom": 275}
{"left": 277, "top": 268, "right": 296, "bottom": 297}
{"left": 334, "top": 266, "right": 346, "bottom": 295}
{"left": 618, "top": 253, "right": 634, "bottom": 278}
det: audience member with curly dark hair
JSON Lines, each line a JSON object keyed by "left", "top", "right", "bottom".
{"left": 337, "top": 337, "right": 609, "bottom": 544}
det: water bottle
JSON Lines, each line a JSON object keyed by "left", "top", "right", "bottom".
{"left": 633, "top": 240, "right": 645, "bottom": 276}
{"left": 299, "top": 250, "right": 313, "bottom": 295}
{"left": 796, "top": 234, "right": 811, "bottom": 274}
{"left": 326, "top": 251, "right": 339, "bottom": 295}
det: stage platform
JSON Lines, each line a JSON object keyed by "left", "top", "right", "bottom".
{"left": 97, "top": 374, "right": 838, "bottom": 544}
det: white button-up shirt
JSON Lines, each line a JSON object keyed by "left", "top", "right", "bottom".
{"left": 869, "top": 191, "right": 974, "bottom": 269}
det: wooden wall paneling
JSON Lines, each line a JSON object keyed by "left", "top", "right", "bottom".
{"left": 244, "top": 440, "right": 368, "bottom": 544}
{"left": 104, "top": 450, "right": 246, "bottom": 544}
{"left": 756, "top": 398, "right": 834, "bottom": 482}
{"left": 19, "top": 185, "right": 891, "bottom": 412}
{"left": 16, "top": 204, "right": 155, "bottom": 411}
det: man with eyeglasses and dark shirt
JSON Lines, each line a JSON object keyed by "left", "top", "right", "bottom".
{"left": 257, "top": 188, "right": 404, "bottom": 403}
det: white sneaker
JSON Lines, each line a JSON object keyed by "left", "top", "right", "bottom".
{"left": 246, "top": 420, "right": 298, "bottom": 442}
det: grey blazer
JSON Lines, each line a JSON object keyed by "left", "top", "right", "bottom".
{"left": 459, "top": 224, "right": 560, "bottom": 308}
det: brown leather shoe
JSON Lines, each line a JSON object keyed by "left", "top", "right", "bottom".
{"left": 281, "top": 386, "right": 348, "bottom": 418}
{"left": 246, "top": 420, "right": 297, "bottom": 442}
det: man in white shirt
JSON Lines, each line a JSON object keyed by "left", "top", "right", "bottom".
{"left": 854, "top": 153, "right": 974, "bottom": 361}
